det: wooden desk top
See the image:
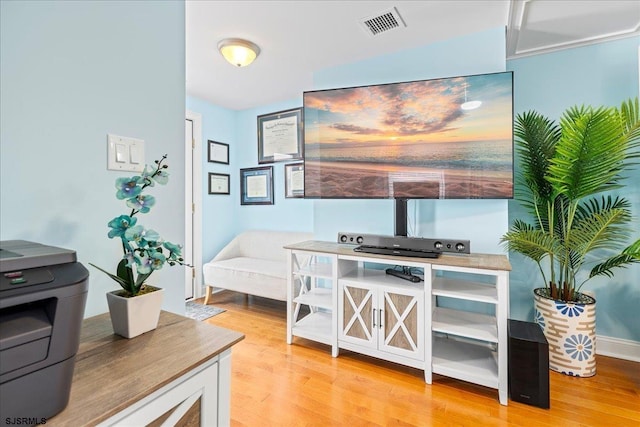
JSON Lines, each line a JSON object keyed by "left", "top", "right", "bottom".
{"left": 48, "top": 311, "right": 244, "bottom": 426}
{"left": 284, "top": 240, "right": 512, "bottom": 271}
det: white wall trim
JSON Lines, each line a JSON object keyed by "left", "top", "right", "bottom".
{"left": 597, "top": 335, "right": 640, "bottom": 362}
{"left": 186, "top": 110, "right": 203, "bottom": 299}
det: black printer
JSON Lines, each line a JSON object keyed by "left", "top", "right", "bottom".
{"left": 0, "top": 241, "right": 88, "bottom": 425}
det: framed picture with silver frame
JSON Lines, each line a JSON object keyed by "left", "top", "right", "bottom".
{"left": 257, "top": 107, "right": 303, "bottom": 164}
{"left": 208, "top": 140, "right": 229, "bottom": 164}
{"left": 240, "top": 166, "right": 274, "bottom": 205}
{"left": 208, "top": 173, "right": 230, "bottom": 195}
{"left": 284, "top": 162, "right": 304, "bottom": 198}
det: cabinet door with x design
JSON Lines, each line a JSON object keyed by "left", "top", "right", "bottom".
{"left": 338, "top": 269, "right": 424, "bottom": 362}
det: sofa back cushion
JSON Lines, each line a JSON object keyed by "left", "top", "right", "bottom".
{"left": 235, "top": 230, "right": 313, "bottom": 262}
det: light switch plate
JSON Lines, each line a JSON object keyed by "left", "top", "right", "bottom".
{"left": 107, "top": 134, "right": 145, "bottom": 172}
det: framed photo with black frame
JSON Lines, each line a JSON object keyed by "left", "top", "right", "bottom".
{"left": 208, "top": 173, "right": 230, "bottom": 195}
{"left": 257, "top": 107, "right": 303, "bottom": 164}
{"left": 208, "top": 140, "right": 229, "bottom": 164}
{"left": 240, "top": 166, "right": 274, "bottom": 205}
{"left": 284, "top": 162, "right": 304, "bottom": 198}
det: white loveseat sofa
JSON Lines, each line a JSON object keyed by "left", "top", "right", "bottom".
{"left": 202, "top": 230, "right": 313, "bottom": 304}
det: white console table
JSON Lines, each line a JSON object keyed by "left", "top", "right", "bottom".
{"left": 285, "top": 240, "right": 511, "bottom": 405}
{"left": 48, "top": 311, "right": 244, "bottom": 426}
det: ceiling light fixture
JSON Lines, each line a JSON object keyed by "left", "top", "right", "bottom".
{"left": 218, "top": 38, "right": 260, "bottom": 67}
{"left": 461, "top": 83, "right": 482, "bottom": 111}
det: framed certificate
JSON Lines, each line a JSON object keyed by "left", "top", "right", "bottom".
{"left": 257, "top": 107, "right": 303, "bottom": 164}
{"left": 240, "top": 166, "right": 274, "bottom": 205}
{"left": 208, "top": 140, "right": 229, "bottom": 164}
{"left": 208, "top": 173, "right": 230, "bottom": 195}
{"left": 285, "top": 162, "right": 304, "bottom": 198}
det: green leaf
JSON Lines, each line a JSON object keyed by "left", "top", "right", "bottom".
{"left": 89, "top": 263, "right": 129, "bottom": 288}
{"left": 623, "top": 239, "right": 640, "bottom": 260}
{"left": 548, "top": 105, "right": 631, "bottom": 200}
{"left": 132, "top": 272, "right": 152, "bottom": 295}
{"left": 116, "top": 259, "right": 135, "bottom": 294}
{"left": 500, "top": 220, "right": 562, "bottom": 262}
{"left": 590, "top": 253, "right": 638, "bottom": 278}
{"left": 514, "top": 111, "right": 560, "bottom": 216}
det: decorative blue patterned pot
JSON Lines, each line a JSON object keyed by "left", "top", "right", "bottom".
{"left": 533, "top": 288, "right": 596, "bottom": 377}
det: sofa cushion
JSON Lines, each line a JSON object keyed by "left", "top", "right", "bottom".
{"left": 203, "top": 257, "right": 289, "bottom": 301}
{"left": 203, "top": 230, "right": 314, "bottom": 302}
{"left": 205, "top": 257, "right": 285, "bottom": 280}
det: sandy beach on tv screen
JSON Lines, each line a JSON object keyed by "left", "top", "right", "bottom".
{"left": 305, "top": 162, "right": 512, "bottom": 199}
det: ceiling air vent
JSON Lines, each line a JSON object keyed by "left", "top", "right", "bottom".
{"left": 360, "top": 7, "right": 406, "bottom": 36}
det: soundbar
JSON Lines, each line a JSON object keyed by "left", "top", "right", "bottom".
{"left": 354, "top": 245, "right": 440, "bottom": 258}
{"left": 338, "top": 232, "right": 470, "bottom": 254}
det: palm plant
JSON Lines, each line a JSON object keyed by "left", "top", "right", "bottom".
{"left": 501, "top": 98, "right": 640, "bottom": 302}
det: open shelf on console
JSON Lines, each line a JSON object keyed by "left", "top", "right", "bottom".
{"left": 432, "top": 335, "right": 498, "bottom": 389}
{"left": 339, "top": 268, "right": 424, "bottom": 291}
{"left": 293, "top": 288, "right": 332, "bottom": 310}
{"left": 291, "top": 311, "right": 333, "bottom": 345}
{"left": 432, "top": 307, "right": 497, "bottom": 343}
{"left": 432, "top": 277, "right": 498, "bottom": 304}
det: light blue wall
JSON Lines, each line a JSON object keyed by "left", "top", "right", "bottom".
{"left": 187, "top": 96, "right": 315, "bottom": 268}
{"left": 507, "top": 36, "right": 640, "bottom": 341}
{"left": 235, "top": 101, "right": 315, "bottom": 232}
{"left": 186, "top": 97, "right": 239, "bottom": 263}
{"left": 0, "top": 1, "right": 186, "bottom": 316}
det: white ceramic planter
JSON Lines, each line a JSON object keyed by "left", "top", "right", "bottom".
{"left": 534, "top": 288, "right": 596, "bottom": 377}
{"left": 106, "top": 286, "right": 164, "bottom": 339}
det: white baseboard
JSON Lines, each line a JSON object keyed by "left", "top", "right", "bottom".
{"left": 597, "top": 335, "right": 640, "bottom": 362}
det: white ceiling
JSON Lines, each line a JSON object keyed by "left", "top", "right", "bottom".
{"left": 186, "top": 0, "right": 640, "bottom": 111}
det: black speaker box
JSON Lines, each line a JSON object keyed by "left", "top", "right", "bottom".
{"left": 508, "top": 319, "right": 550, "bottom": 409}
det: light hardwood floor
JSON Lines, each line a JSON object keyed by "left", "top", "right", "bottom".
{"left": 202, "top": 291, "right": 640, "bottom": 427}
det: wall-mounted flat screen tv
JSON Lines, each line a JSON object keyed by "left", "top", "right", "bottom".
{"left": 303, "top": 71, "right": 513, "bottom": 199}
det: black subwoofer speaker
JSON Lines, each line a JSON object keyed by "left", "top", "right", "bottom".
{"left": 508, "top": 319, "right": 550, "bottom": 409}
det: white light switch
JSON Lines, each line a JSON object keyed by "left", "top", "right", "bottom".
{"left": 107, "top": 134, "right": 145, "bottom": 172}
{"left": 130, "top": 144, "right": 142, "bottom": 164}
{"left": 115, "top": 143, "right": 127, "bottom": 163}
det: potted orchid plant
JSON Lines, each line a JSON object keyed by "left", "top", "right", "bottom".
{"left": 90, "top": 154, "right": 185, "bottom": 338}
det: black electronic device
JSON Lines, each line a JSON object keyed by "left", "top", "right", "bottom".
{"left": 0, "top": 240, "right": 89, "bottom": 423}
{"left": 508, "top": 319, "right": 550, "bottom": 409}
{"left": 338, "top": 232, "right": 470, "bottom": 255}
{"left": 385, "top": 268, "right": 421, "bottom": 282}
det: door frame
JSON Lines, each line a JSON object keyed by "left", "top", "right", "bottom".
{"left": 186, "top": 110, "right": 203, "bottom": 299}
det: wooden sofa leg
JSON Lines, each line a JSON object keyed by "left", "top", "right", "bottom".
{"left": 204, "top": 285, "right": 213, "bottom": 305}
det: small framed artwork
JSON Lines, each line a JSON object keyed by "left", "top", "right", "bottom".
{"left": 284, "top": 162, "right": 304, "bottom": 198}
{"left": 208, "top": 140, "right": 229, "bottom": 164}
{"left": 240, "top": 166, "right": 274, "bottom": 205}
{"left": 257, "top": 107, "right": 303, "bottom": 164}
{"left": 208, "top": 173, "right": 230, "bottom": 195}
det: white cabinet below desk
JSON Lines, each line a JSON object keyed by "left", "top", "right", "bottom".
{"left": 338, "top": 269, "right": 425, "bottom": 366}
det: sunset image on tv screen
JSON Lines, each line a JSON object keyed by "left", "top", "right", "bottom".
{"left": 303, "top": 72, "right": 513, "bottom": 199}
